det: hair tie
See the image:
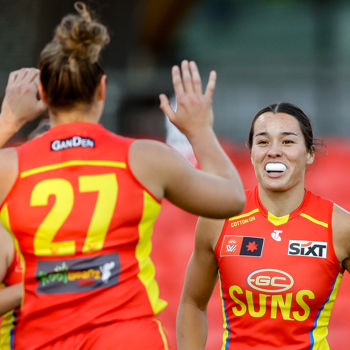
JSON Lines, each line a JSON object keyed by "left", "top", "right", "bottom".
{"left": 74, "top": 1, "right": 91, "bottom": 22}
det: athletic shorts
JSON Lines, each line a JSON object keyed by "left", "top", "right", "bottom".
{"left": 33, "top": 317, "right": 171, "bottom": 350}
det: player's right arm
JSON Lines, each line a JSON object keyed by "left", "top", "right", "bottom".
{"left": 176, "top": 217, "right": 223, "bottom": 350}
{"left": 130, "top": 60, "right": 245, "bottom": 218}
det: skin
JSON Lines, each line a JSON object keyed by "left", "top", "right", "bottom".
{"left": 176, "top": 111, "right": 350, "bottom": 350}
{"left": 0, "top": 225, "right": 22, "bottom": 316}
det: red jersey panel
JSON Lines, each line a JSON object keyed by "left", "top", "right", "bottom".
{"left": 215, "top": 187, "right": 342, "bottom": 350}
{"left": 0, "top": 248, "right": 23, "bottom": 350}
{"left": 0, "top": 122, "right": 166, "bottom": 349}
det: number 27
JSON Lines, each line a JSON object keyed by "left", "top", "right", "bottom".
{"left": 30, "top": 173, "right": 117, "bottom": 256}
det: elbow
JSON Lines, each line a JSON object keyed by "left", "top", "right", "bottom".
{"left": 234, "top": 192, "right": 246, "bottom": 215}
{"left": 226, "top": 191, "right": 246, "bottom": 218}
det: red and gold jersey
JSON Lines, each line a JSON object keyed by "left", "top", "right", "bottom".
{"left": 215, "top": 186, "right": 342, "bottom": 350}
{"left": 0, "top": 122, "right": 167, "bottom": 349}
{"left": 0, "top": 248, "right": 23, "bottom": 350}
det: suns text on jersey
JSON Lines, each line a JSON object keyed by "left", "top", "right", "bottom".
{"left": 228, "top": 285, "right": 314, "bottom": 321}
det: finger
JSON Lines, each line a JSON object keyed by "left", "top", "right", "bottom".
{"left": 27, "top": 68, "right": 41, "bottom": 84}
{"left": 181, "top": 60, "right": 193, "bottom": 94}
{"left": 204, "top": 70, "right": 217, "bottom": 100}
{"left": 19, "top": 68, "right": 38, "bottom": 84}
{"left": 159, "top": 94, "right": 175, "bottom": 120}
{"left": 17, "top": 68, "right": 30, "bottom": 82}
{"left": 189, "top": 61, "right": 202, "bottom": 94}
{"left": 8, "top": 70, "right": 19, "bottom": 85}
{"left": 172, "top": 65, "right": 184, "bottom": 97}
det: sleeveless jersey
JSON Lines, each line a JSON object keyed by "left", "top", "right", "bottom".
{"left": 215, "top": 186, "right": 343, "bottom": 350}
{"left": 0, "top": 122, "right": 167, "bottom": 349}
{"left": 0, "top": 248, "right": 22, "bottom": 350}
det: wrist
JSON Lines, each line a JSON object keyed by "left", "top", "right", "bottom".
{"left": 186, "top": 127, "right": 216, "bottom": 145}
{"left": 0, "top": 111, "right": 22, "bottom": 135}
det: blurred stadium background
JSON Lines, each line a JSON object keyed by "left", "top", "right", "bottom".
{"left": 1, "top": 0, "right": 350, "bottom": 348}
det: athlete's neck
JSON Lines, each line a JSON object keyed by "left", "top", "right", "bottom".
{"left": 258, "top": 183, "right": 306, "bottom": 217}
{"left": 48, "top": 99, "right": 104, "bottom": 126}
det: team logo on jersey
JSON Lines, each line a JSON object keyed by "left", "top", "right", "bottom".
{"left": 288, "top": 240, "right": 327, "bottom": 258}
{"left": 220, "top": 235, "right": 264, "bottom": 257}
{"left": 247, "top": 268, "right": 294, "bottom": 293}
{"left": 36, "top": 252, "right": 120, "bottom": 294}
{"left": 51, "top": 136, "right": 95, "bottom": 151}
{"left": 271, "top": 229, "right": 283, "bottom": 242}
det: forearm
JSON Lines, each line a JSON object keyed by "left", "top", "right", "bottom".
{"left": 0, "top": 113, "right": 21, "bottom": 148}
{"left": 177, "top": 301, "right": 208, "bottom": 350}
{"left": 188, "top": 128, "right": 236, "bottom": 176}
{"left": 0, "top": 283, "right": 22, "bottom": 315}
{"left": 188, "top": 128, "right": 245, "bottom": 201}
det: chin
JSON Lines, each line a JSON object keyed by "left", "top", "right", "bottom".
{"left": 261, "top": 181, "right": 289, "bottom": 192}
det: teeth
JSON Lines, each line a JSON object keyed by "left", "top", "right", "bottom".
{"left": 265, "top": 163, "right": 286, "bottom": 172}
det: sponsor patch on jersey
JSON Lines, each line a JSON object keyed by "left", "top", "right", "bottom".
{"left": 51, "top": 136, "right": 95, "bottom": 151}
{"left": 288, "top": 240, "right": 327, "bottom": 258}
{"left": 247, "top": 268, "right": 294, "bottom": 293}
{"left": 36, "top": 252, "right": 120, "bottom": 294}
{"left": 220, "top": 235, "right": 264, "bottom": 257}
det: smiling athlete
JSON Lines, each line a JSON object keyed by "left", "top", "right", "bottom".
{"left": 177, "top": 102, "right": 350, "bottom": 350}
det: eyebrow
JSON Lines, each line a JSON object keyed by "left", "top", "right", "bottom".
{"left": 255, "top": 131, "right": 299, "bottom": 137}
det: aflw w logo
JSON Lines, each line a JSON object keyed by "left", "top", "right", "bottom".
{"left": 226, "top": 244, "right": 237, "bottom": 252}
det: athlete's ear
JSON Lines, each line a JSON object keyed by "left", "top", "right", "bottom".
{"left": 38, "top": 83, "right": 47, "bottom": 104}
{"left": 306, "top": 151, "right": 315, "bottom": 165}
{"left": 97, "top": 75, "right": 107, "bottom": 101}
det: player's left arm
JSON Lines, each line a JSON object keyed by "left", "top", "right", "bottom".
{"left": 0, "top": 284, "right": 22, "bottom": 316}
{"left": 0, "top": 225, "right": 22, "bottom": 315}
{"left": 332, "top": 204, "right": 350, "bottom": 272}
{"left": 0, "top": 68, "right": 47, "bottom": 147}
{"left": 176, "top": 217, "right": 223, "bottom": 350}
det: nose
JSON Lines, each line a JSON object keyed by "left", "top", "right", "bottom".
{"left": 267, "top": 141, "right": 282, "bottom": 157}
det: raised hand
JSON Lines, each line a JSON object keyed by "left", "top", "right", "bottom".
{"left": 159, "top": 60, "right": 217, "bottom": 141}
{"left": 0, "top": 68, "right": 47, "bottom": 132}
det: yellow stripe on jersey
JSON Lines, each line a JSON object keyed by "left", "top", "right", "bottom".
{"left": 136, "top": 191, "right": 167, "bottom": 314}
{"left": 153, "top": 319, "right": 170, "bottom": 350}
{"left": 219, "top": 278, "right": 230, "bottom": 350}
{"left": 268, "top": 212, "right": 289, "bottom": 226}
{"left": 20, "top": 160, "right": 126, "bottom": 178}
{"left": 0, "top": 311, "right": 15, "bottom": 350}
{"left": 229, "top": 209, "right": 259, "bottom": 221}
{"left": 310, "top": 273, "right": 343, "bottom": 349}
{"left": 300, "top": 213, "right": 328, "bottom": 228}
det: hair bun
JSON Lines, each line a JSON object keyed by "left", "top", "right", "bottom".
{"left": 54, "top": 1, "right": 110, "bottom": 65}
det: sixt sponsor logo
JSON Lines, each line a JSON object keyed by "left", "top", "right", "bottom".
{"left": 288, "top": 240, "right": 327, "bottom": 258}
{"left": 36, "top": 252, "right": 120, "bottom": 294}
{"left": 247, "top": 269, "right": 294, "bottom": 293}
{"left": 51, "top": 136, "right": 95, "bottom": 151}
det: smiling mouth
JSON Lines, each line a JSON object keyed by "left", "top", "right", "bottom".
{"left": 265, "top": 162, "right": 287, "bottom": 174}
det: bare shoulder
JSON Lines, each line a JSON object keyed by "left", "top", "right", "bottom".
{"left": 129, "top": 139, "right": 192, "bottom": 199}
{"left": 332, "top": 203, "right": 350, "bottom": 266}
{"left": 0, "top": 225, "right": 14, "bottom": 281}
{"left": 195, "top": 217, "right": 225, "bottom": 252}
{"left": 130, "top": 139, "right": 187, "bottom": 165}
{"left": 333, "top": 203, "right": 350, "bottom": 233}
{"left": 0, "top": 147, "right": 18, "bottom": 204}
